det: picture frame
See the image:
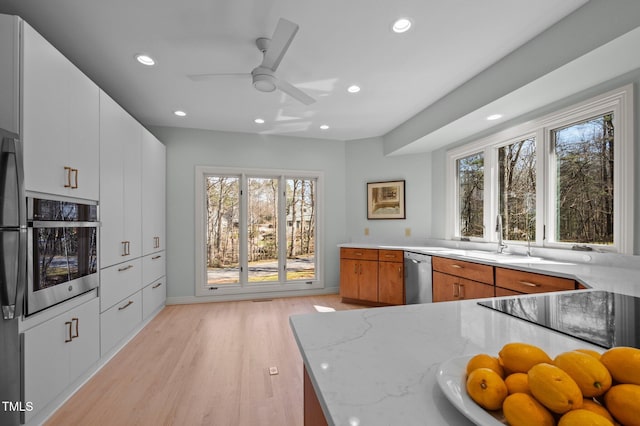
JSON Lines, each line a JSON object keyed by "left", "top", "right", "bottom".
{"left": 367, "top": 180, "right": 405, "bottom": 219}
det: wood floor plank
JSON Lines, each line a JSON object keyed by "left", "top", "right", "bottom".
{"left": 45, "top": 295, "right": 362, "bottom": 426}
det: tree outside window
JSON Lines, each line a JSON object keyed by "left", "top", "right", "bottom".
{"left": 553, "top": 113, "right": 614, "bottom": 245}
{"left": 457, "top": 153, "right": 484, "bottom": 238}
{"left": 498, "top": 138, "right": 536, "bottom": 242}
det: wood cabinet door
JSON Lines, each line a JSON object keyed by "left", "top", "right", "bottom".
{"left": 378, "top": 261, "right": 404, "bottom": 305}
{"left": 358, "top": 260, "right": 379, "bottom": 302}
{"left": 432, "top": 271, "right": 458, "bottom": 302}
{"left": 339, "top": 259, "right": 359, "bottom": 299}
{"left": 458, "top": 278, "right": 494, "bottom": 300}
{"left": 495, "top": 287, "right": 523, "bottom": 297}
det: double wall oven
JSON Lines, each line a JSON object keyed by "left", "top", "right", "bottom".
{"left": 26, "top": 197, "right": 99, "bottom": 316}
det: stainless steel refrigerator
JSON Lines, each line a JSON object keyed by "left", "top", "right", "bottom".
{"left": 1, "top": 128, "right": 25, "bottom": 426}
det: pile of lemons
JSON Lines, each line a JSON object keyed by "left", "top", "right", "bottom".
{"left": 465, "top": 343, "right": 640, "bottom": 426}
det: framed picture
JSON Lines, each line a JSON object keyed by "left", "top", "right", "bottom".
{"left": 367, "top": 180, "right": 405, "bottom": 219}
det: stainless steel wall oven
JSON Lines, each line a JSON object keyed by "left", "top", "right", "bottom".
{"left": 26, "top": 197, "right": 98, "bottom": 316}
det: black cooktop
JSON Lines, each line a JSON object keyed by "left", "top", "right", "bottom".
{"left": 478, "top": 290, "right": 640, "bottom": 349}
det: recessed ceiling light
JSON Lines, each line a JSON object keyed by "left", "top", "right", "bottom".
{"left": 320, "top": 124, "right": 329, "bottom": 130}
{"left": 392, "top": 18, "right": 412, "bottom": 33}
{"left": 173, "top": 110, "right": 186, "bottom": 117}
{"left": 135, "top": 54, "right": 156, "bottom": 66}
{"left": 254, "top": 118, "right": 265, "bottom": 124}
{"left": 487, "top": 114, "right": 503, "bottom": 121}
{"left": 347, "top": 85, "right": 361, "bottom": 94}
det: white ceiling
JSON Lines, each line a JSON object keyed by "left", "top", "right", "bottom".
{"left": 0, "top": 0, "right": 588, "bottom": 141}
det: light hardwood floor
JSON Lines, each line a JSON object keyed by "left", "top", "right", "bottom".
{"left": 45, "top": 295, "right": 363, "bottom": 426}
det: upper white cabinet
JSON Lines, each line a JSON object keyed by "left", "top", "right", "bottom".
{"left": 141, "top": 129, "right": 166, "bottom": 255}
{"left": 22, "top": 22, "right": 99, "bottom": 200}
{"left": 99, "top": 92, "right": 142, "bottom": 268}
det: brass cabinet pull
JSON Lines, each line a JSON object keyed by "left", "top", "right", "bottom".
{"left": 63, "top": 166, "right": 79, "bottom": 188}
{"left": 459, "top": 284, "right": 465, "bottom": 299}
{"left": 354, "top": 264, "right": 358, "bottom": 274}
{"left": 450, "top": 264, "right": 463, "bottom": 269}
{"left": 398, "top": 266, "right": 402, "bottom": 278}
{"left": 71, "top": 168, "right": 79, "bottom": 188}
{"left": 152, "top": 255, "right": 162, "bottom": 260}
{"left": 121, "top": 241, "right": 131, "bottom": 256}
{"left": 64, "top": 166, "right": 73, "bottom": 188}
{"left": 118, "top": 300, "right": 134, "bottom": 311}
{"left": 518, "top": 280, "right": 540, "bottom": 287}
{"left": 354, "top": 252, "right": 362, "bottom": 256}
{"left": 118, "top": 264, "right": 134, "bottom": 272}
{"left": 453, "top": 282, "right": 459, "bottom": 298}
{"left": 71, "top": 317, "right": 79, "bottom": 339}
{"left": 152, "top": 282, "right": 162, "bottom": 289}
{"left": 65, "top": 321, "right": 73, "bottom": 343}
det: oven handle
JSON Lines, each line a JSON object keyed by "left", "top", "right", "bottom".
{"left": 28, "top": 221, "right": 100, "bottom": 228}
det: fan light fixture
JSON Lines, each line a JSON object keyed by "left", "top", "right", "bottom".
{"left": 254, "top": 118, "right": 265, "bottom": 124}
{"left": 392, "top": 18, "right": 412, "bottom": 33}
{"left": 174, "top": 110, "right": 186, "bottom": 117}
{"left": 135, "top": 54, "right": 156, "bottom": 66}
{"left": 320, "top": 124, "right": 329, "bottom": 130}
{"left": 487, "top": 114, "right": 503, "bottom": 120}
{"left": 253, "top": 70, "right": 277, "bottom": 92}
{"left": 347, "top": 85, "right": 361, "bottom": 93}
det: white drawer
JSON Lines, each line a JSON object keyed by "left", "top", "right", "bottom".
{"left": 100, "top": 258, "right": 142, "bottom": 312}
{"left": 100, "top": 291, "right": 142, "bottom": 356}
{"left": 143, "top": 278, "right": 166, "bottom": 319}
{"left": 142, "top": 251, "right": 165, "bottom": 286}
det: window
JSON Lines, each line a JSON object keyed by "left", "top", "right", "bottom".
{"left": 447, "top": 85, "right": 633, "bottom": 253}
{"left": 551, "top": 114, "right": 614, "bottom": 245}
{"left": 457, "top": 153, "right": 484, "bottom": 238}
{"left": 195, "top": 167, "right": 322, "bottom": 296}
{"left": 498, "top": 137, "right": 536, "bottom": 242}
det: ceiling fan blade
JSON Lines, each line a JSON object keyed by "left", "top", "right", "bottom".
{"left": 187, "top": 73, "right": 249, "bottom": 82}
{"left": 261, "top": 18, "right": 299, "bottom": 72}
{"left": 277, "top": 79, "right": 315, "bottom": 105}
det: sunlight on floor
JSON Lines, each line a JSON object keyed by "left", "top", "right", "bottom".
{"left": 313, "top": 305, "right": 336, "bottom": 313}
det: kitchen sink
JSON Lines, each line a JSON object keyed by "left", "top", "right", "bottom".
{"left": 462, "top": 250, "right": 543, "bottom": 263}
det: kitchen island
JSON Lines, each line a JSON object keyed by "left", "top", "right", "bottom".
{"left": 290, "top": 266, "right": 640, "bottom": 425}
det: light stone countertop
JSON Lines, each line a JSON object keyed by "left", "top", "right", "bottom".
{"left": 289, "top": 242, "right": 640, "bottom": 425}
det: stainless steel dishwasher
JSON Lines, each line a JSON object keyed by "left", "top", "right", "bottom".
{"left": 404, "top": 252, "right": 432, "bottom": 304}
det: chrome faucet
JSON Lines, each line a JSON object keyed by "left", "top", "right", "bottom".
{"left": 496, "top": 215, "right": 507, "bottom": 253}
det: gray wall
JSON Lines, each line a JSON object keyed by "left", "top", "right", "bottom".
{"left": 150, "top": 126, "right": 347, "bottom": 301}
{"left": 344, "top": 137, "right": 431, "bottom": 244}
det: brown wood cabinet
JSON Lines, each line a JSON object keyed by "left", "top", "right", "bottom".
{"left": 432, "top": 257, "right": 494, "bottom": 302}
{"left": 495, "top": 267, "right": 577, "bottom": 295}
{"left": 378, "top": 250, "right": 404, "bottom": 305}
{"left": 432, "top": 257, "right": 494, "bottom": 284}
{"left": 339, "top": 248, "right": 404, "bottom": 305}
{"left": 432, "top": 271, "right": 494, "bottom": 302}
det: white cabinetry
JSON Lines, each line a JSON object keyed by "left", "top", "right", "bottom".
{"left": 100, "top": 258, "right": 142, "bottom": 313}
{"left": 99, "top": 92, "right": 142, "bottom": 268}
{"left": 100, "top": 291, "right": 142, "bottom": 356}
{"left": 22, "top": 298, "right": 99, "bottom": 423}
{"left": 142, "top": 129, "right": 166, "bottom": 255}
{"left": 22, "top": 22, "right": 99, "bottom": 200}
{"left": 142, "top": 253, "right": 166, "bottom": 319}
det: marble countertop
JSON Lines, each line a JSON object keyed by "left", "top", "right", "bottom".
{"left": 290, "top": 243, "right": 640, "bottom": 425}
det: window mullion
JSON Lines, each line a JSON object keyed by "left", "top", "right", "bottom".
{"left": 278, "top": 175, "right": 287, "bottom": 283}
{"left": 239, "top": 174, "right": 248, "bottom": 285}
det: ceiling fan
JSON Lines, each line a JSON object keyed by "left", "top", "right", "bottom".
{"left": 188, "top": 18, "right": 315, "bottom": 106}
